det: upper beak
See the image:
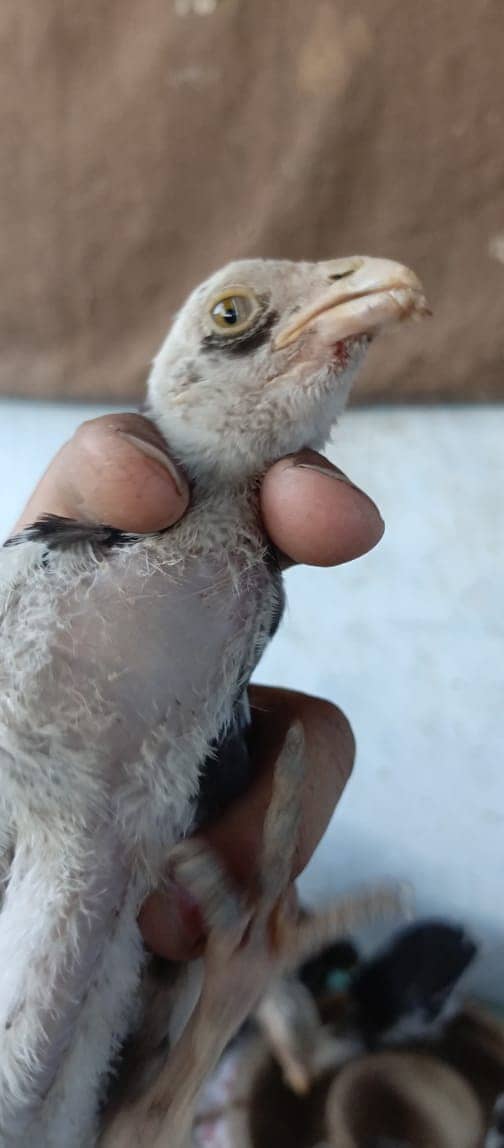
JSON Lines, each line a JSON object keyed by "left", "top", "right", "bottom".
{"left": 273, "top": 256, "right": 431, "bottom": 350}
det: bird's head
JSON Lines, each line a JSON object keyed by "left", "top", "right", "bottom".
{"left": 147, "top": 256, "right": 429, "bottom": 482}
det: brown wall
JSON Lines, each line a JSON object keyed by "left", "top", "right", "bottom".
{"left": 1, "top": 0, "right": 503, "bottom": 403}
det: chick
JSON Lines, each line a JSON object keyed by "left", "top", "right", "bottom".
{"left": 350, "top": 920, "right": 478, "bottom": 1047}
{"left": 0, "top": 255, "right": 428, "bottom": 1145}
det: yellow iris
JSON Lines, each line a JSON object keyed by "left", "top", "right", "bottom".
{"left": 209, "top": 290, "right": 260, "bottom": 335}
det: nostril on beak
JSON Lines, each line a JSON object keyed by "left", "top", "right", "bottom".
{"left": 326, "top": 256, "right": 363, "bottom": 282}
{"left": 328, "top": 268, "right": 354, "bottom": 282}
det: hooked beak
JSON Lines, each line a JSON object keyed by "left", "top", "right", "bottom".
{"left": 273, "top": 256, "right": 430, "bottom": 351}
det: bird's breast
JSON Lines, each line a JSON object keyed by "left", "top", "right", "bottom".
{"left": 0, "top": 491, "right": 282, "bottom": 835}
{"left": 0, "top": 488, "right": 284, "bottom": 837}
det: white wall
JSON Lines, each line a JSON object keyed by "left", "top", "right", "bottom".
{"left": 0, "top": 400, "right": 502, "bottom": 1001}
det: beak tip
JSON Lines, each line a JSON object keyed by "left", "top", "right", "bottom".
{"left": 413, "top": 297, "right": 433, "bottom": 320}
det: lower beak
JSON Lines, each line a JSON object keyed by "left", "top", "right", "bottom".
{"left": 273, "top": 257, "right": 430, "bottom": 350}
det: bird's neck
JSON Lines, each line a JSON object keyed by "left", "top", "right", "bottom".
{"left": 145, "top": 404, "right": 266, "bottom": 495}
{"left": 190, "top": 466, "right": 261, "bottom": 510}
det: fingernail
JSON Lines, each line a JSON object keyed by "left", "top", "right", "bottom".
{"left": 116, "top": 432, "right": 186, "bottom": 497}
{"left": 291, "top": 458, "right": 384, "bottom": 525}
{"left": 292, "top": 460, "right": 353, "bottom": 484}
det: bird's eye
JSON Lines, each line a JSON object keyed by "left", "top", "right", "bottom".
{"left": 209, "top": 290, "right": 260, "bottom": 335}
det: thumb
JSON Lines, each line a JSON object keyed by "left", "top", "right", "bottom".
{"left": 11, "top": 414, "right": 190, "bottom": 536}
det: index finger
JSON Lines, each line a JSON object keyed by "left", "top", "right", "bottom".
{"left": 260, "top": 450, "right": 384, "bottom": 567}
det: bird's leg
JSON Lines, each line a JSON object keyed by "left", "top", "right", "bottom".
{"left": 101, "top": 722, "right": 305, "bottom": 1148}
{"left": 101, "top": 958, "right": 193, "bottom": 1125}
{"left": 0, "top": 821, "right": 131, "bottom": 1143}
{"left": 255, "top": 974, "right": 328, "bottom": 1094}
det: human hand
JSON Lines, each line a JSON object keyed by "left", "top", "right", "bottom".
{"left": 13, "top": 412, "right": 384, "bottom": 959}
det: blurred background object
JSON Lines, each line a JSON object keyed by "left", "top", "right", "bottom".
{"left": 1, "top": 0, "right": 504, "bottom": 402}
{"left": 192, "top": 915, "right": 504, "bottom": 1148}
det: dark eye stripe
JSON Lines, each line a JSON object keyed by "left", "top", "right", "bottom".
{"left": 201, "top": 309, "right": 278, "bottom": 356}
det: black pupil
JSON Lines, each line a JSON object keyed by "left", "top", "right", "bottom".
{"left": 223, "top": 304, "right": 238, "bottom": 324}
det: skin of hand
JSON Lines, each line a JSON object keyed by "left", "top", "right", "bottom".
{"left": 13, "top": 413, "right": 384, "bottom": 961}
